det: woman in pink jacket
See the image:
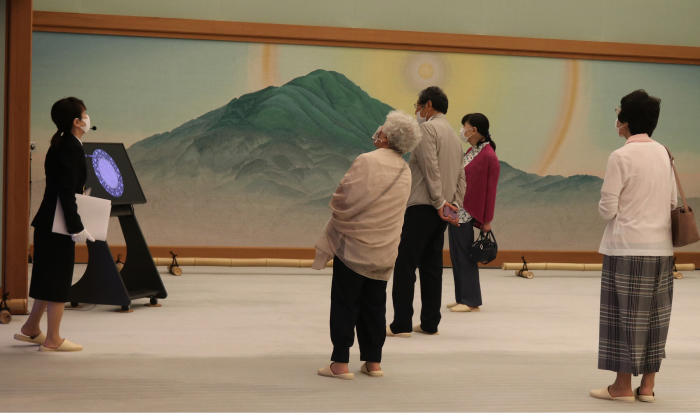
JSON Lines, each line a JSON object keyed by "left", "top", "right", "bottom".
{"left": 447, "top": 113, "right": 500, "bottom": 313}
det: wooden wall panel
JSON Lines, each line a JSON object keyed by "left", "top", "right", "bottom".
{"left": 3, "top": 0, "right": 32, "bottom": 314}
{"left": 29, "top": 245, "right": 695, "bottom": 270}
{"left": 32, "top": 11, "right": 700, "bottom": 65}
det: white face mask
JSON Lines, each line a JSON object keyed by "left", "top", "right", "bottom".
{"left": 460, "top": 126, "right": 476, "bottom": 145}
{"left": 615, "top": 118, "right": 623, "bottom": 136}
{"left": 78, "top": 115, "right": 91, "bottom": 134}
{"left": 416, "top": 105, "right": 428, "bottom": 125}
{"left": 372, "top": 127, "right": 384, "bottom": 145}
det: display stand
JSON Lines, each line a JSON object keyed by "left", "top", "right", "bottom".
{"left": 69, "top": 204, "right": 167, "bottom": 311}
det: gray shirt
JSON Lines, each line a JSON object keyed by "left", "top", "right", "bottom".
{"left": 406, "top": 113, "right": 466, "bottom": 210}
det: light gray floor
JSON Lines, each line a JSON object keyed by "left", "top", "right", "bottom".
{"left": 1, "top": 265, "right": 699, "bottom": 412}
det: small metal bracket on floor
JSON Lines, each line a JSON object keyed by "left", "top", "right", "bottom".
{"left": 0, "top": 292, "right": 12, "bottom": 324}
{"left": 168, "top": 251, "right": 182, "bottom": 276}
{"left": 516, "top": 256, "right": 534, "bottom": 279}
{"left": 673, "top": 257, "right": 683, "bottom": 280}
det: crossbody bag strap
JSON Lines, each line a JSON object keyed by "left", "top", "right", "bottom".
{"left": 367, "top": 162, "right": 408, "bottom": 206}
{"left": 665, "top": 146, "right": 689, "bottom": 211}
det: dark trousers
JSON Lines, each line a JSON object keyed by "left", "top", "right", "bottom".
{"left": 448, "top": 221, "right": 483, "bottom": 307}
{"left": 390, "top": 205, "right": 448, "bottom": 334}
{"left": 330, "top": 257, "right": 388, "bottom": 363}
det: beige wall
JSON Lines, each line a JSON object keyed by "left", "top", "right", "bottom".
{"left": 34, "top": 0, "right": 700, "bottom": 47}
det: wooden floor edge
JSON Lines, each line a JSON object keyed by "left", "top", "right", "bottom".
{"left": 28, "top": 245, "right": 700, "bottom": 269}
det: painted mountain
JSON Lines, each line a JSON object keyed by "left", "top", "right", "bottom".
{"left": 50, "top": 68, "right": 693, "bottom": 251}
{"left": 123, "top": 70, "right": 394, "bottom": 246}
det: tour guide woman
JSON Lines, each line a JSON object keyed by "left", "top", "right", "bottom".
{"left": 14, "top": 97, "right": 94, "bottom": 352}
{"left": 447, "top": 113, "right": 499, "bottom": 313}
{"left": 312, "top": 110, "right": 421, "bottom": 379}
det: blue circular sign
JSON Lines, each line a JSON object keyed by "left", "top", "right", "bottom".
{"left": 92, "top": 149, "right": 124, "bottom": 197}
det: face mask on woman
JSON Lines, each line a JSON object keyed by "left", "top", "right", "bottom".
{"left": 614, "top": 119, "right": 623, "bottom": 136}
{"left": 460, "top": 127, "right": 476, "bottom": 145}
{"left": 78, "top": 115, "right": 91, "bottom": 134}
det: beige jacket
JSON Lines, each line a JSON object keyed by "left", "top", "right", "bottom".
{"left": 312, "top": 148, "right": 412, "bottom": 281}
{"left": 406, "top": 113, "right": 466, "bottom": 209}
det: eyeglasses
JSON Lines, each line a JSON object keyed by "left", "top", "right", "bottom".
{"left": 414, "top": 103, "right": 421, "bottom": 110}
{"left": 615, "top": 106, "right": 621, "bottom": 115}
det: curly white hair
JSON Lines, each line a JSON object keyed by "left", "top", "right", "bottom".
{"left": 383, "top": 110, "right": 422, "bottom": 155}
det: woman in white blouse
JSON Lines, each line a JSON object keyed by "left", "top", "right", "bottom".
{"left": 313, "top": 110, "right": 421, "bottom": 380}
{"left": 591, "top": 90, "right": 676, "bottom": 403}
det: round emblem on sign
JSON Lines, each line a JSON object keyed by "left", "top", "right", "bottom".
{"left": 91, "top": 149, "right": 124, "bottom": 197}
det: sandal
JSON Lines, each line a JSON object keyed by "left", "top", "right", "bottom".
{"left": 14, "top": 332, "right": 46, "bottom": 345}
{"left": 318, "top": 363, "right": 354, "bottom": 380}
{"left": 39, "top": 339, "right": 83, "bottom": 352}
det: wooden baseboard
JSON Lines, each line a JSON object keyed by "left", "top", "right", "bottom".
{"left": 29, "top": 245, "right": 700, "bottom": 269}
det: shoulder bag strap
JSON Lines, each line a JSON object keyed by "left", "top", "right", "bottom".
{"left": 367, "top": 162, "right": 408, "bottom": 206}
{"left": 665, "top": 146, "right": 690, "bottom": 212}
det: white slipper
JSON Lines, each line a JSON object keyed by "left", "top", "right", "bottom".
{"left": 450, "top": 304, "right": 480, "bottom": 312}
{"left": 413, "top": 324, "right": 439, "bottom": 335}
{"left": 386, "top": 326, "right": 410, "bottom": 338}
{"left": 14, "top": 332, "right": 46, "bottom": 345}
{"left": 635, "top": 387, "right": 655, "bottom": 403}
{"left": 590, "top": 386, "right": 634, "bottom": 402}
{"left": 318, "top": 364, "right": 354, "bottom": 380}
{"left": 445, "top": 302, "right": 459, "bottom": 309}
{"left": 39, "top": 339, "right": 83, "bottom": 352}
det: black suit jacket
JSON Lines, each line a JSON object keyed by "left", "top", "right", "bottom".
{"left": 31, "top": 134, "right": 87, "bottom": 234}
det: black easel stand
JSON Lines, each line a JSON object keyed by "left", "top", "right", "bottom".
{"left": 69, "top": 205, "right": 167, "bottom": 311}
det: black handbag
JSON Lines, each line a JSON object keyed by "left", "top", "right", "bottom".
{"left": 469, "top": 230, "right": 498, "bottom": 265}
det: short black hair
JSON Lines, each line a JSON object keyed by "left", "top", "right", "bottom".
{"left": 617, "top": 89, "right": 661, "bottom": 137}
{"left": 418, "top": 86, "right": 448, "bottom": 114}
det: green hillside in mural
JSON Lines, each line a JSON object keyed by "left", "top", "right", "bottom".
{"left": 128, "top": 69, "right": 392, "bottom": 203}
{"left": 122, "top": 68, "right": 622, "bottom": 249}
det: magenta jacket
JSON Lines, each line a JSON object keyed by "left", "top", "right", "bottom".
{"left": 462, "top": 144, "right": 500, "bottom": 228}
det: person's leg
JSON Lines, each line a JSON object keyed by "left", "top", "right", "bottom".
{"left": 638, "top": 256, "right": 674, "bottom": 396}
{"left": 462, "top": 223, "right": 482, "bottom": 308}
{"left": 639, "top": 373, "right": 655, "bottom": 396}
{"left": 417, "top": 216, "right": 448, "bottom": 334}
{"left": 447, "top": 225, "right": 463, "bottom": 304}
{"left": 390, "top": 206, "right": 432, "bottom": 334}
{"left": 43, "top": 301, "right": 65, "bottom": 349}
{"left": 21, "top": 299, "right": 47, "bottom": 338}
{"left": 330, "top": 257, "right": 363, "bottom": 374}
{"left": 357, "top": 278, "right": 388, "bottom": 371}
{"left": 609, "top": 373, "right": 633, "bottom": 397}
{"left": 599, "top": 256, "right": 656, "bottom": 397}
{"left": 450, "top": 222, "right": 480, "bottom": 307}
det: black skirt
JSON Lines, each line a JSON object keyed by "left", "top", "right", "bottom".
{"left": 29, "top": 228, "right": 76, "bottom": 303}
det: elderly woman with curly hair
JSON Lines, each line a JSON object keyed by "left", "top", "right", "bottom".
{"left": 313, "top": 110, "right": 422, "bottom": 380}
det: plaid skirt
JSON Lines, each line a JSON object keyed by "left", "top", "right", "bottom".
{"left": 598, "top": 255, "right": 674, "bottom": 375}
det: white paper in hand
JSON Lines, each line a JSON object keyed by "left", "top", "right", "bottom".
{"left": 52, "top": 194, "right": 112, "bottom": 241}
